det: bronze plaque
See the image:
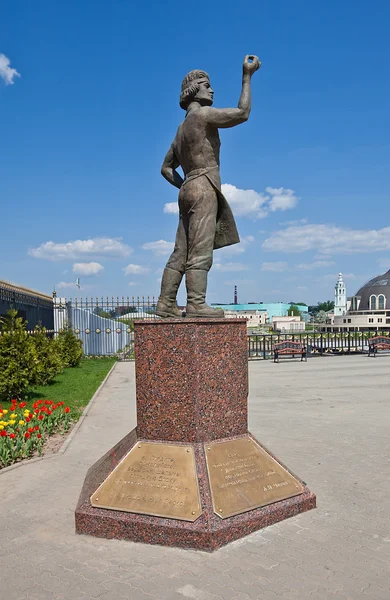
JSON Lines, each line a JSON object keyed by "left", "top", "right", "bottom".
{"left": 205, "top": 437, "right": 304, "bottom": 519}
{"left": 91, "top": 442, "right": 202, "bottom": 521}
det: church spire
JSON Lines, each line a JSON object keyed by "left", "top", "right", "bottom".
{"left": 334, "top": 273, "right": 346, "bottom": 316}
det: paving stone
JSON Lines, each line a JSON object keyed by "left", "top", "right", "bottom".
{"left": 1, "top": 359, "right": 389, "bottom": 600}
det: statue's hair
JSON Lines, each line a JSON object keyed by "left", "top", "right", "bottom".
{"left": 180, "top": 70, "right": 210, "bottom": 110}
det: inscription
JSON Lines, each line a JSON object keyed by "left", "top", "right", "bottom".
{"left": 90, "top": 442, "right": 202, "bottom": 521}
{"left": 205, "top": 437, "right": 304, "bottom": 519}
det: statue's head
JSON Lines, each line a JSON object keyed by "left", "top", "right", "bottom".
{"left": 180, "top": 70, "right": 213, "bottom": 110}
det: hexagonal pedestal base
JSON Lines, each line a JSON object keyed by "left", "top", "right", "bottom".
{"left": 75, "top": 429, "right": 316, "bottom": 552}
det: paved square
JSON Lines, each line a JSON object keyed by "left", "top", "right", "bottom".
{"left": 1, "top": 356, "right": 389, "bottom": 599}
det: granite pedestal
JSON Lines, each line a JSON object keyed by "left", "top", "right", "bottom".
{"left": 75, "top": 319, "right": 316, "bottom": 551}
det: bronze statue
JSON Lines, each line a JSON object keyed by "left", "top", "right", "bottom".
{"left": 156, "top": 55, "right": 261, "bottom": 318}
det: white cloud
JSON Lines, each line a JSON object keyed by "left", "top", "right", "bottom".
{"left": 214, "top": 262, "right": 248, "bottom": 272}
{"left": 221, "top": 184, "right": 268, "bottom": 218}
{"left": 164, "top": 202, "right": 179, "bottom": 214}
{"left": 123, "top": 264, "right": 150, "bottom": 275}
{"left": 29, "top": 237, "right": 132, "bottom": 261}
{"left": 128, "top": 282, "right": 139, "bottom": 287}
{"left": 266, "top": 187, "right": 298, "bottom": 212}
{"left": 296, "top": 260, "right": 335, "bottom": 270}
{"left": 261, "top": 261, "right": 288, "bottom": 272}
{"left": 263, "top": 224, "right": 390, "bottom": 255}
{"left": 163, "top": 183, "right": 298, "bottom": 220}
{"left": 221, "top": 184, "right": 298, "bottom": 219}
{"left": 142, "top": 240, "right": 174, "bottom": 256}
{"left": 0, "top": 53, "right": 20, "bottom": 85}
{"left": 72, "top": 262, "right": 104, "bottom": 276}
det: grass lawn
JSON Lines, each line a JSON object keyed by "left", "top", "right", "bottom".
{"left": 27, "top": 357, "right": 117, "bottom": 415}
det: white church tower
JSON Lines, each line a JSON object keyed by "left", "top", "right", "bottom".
{"left": 334, "top": 273, "right": 347, "bottom": 316}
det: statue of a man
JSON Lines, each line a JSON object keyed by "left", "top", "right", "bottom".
{"left": 156, "top": 55, "right": 261, "bottom": 318}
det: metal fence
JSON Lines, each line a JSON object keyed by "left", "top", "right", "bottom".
{"left": 0, "top": 280, "right": 54, "bottom": 330}
{"left": 247, "top": 331, "right": 390, "bottom": 360}
{"left": 8, "top": 289, "right": 387, "bottom": 361}
{"left": 53, "top": 296, "right": 157, "bottom": 359}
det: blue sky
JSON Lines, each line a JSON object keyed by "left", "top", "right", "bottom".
{"left": 1, "top": 0, "right": 389, "bottom": 306}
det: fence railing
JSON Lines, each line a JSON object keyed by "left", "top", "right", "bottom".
{"left": 53, "top": 296, "right": 157, "bottom": 359}
{"left": 247, "top": 331, "right": 389, "bottom": 359}
{"left": 0, "top": 280, "right": 54, "bottom": 330}
{"left": 10, "top": 289, "right": 389, "bottom": 361}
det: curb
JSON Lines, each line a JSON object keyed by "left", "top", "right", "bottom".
{"left": 0, "top": 361, "right": 118, "bottom": 475}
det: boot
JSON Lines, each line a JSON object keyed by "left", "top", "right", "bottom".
{"left": 156, "top": 268, "right": 184, "bottom": 318}
{"left": 185, "top": 270, "right": 224, "bottom": 318}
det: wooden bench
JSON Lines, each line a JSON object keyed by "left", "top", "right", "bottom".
{"left": 274, "top": 340, "right": 307, "bottom": 363}
{"left": 368, "top": 336, "right": 390, "bottom": 357}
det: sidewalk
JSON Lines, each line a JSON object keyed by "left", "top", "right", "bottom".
{"left": 1, "top": 357, "right": 389, "bottom": 600}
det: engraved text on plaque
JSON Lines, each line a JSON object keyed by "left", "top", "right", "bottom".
{"left": 205, "top": 437, "right": 304, "bottom": 518}
{"left": 91, "top": 442, "right": 202, "bottom": 521}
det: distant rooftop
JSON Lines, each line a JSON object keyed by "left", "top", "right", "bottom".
{"left": 0, "top": 279, "right": 52, "bottom": 301}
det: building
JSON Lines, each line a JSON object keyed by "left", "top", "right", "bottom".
{"left": 0, "top": 279, "right": 53, "bottom": 330}
{"left": 212, "top": 302, "right": 309, "bottom": 321}
{"left": 223, "top": 309, "right": 268, "bottom": 328}
{"left": 330, "top": 268, "right": 390, "bottom": 330}
{"left": 334, "top": 273, "right": 347, "bottom": 316}
{"left": 272, "top": 316, "right": 305, "bottom": 332}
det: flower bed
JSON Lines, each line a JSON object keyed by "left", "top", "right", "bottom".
{"left": 0, "top": 399, "right": 72, "bottom": 468}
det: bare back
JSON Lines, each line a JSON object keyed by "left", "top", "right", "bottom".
{"left": 173, "top": 108, "right": 221, "bottom": 176}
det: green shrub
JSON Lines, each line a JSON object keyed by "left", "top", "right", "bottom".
{"left": 116, "top": 318, "right": 134, "bottom": 331}
{"left": 57, "top": 326, "right": 83, "bottom": 367}
{"left": 31, "top": 325, "right": 63, "bottom": 385}
{"left": 0, "top": 310, "right": 37, "bottom": 401}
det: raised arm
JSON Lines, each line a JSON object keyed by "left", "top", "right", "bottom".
{"left": 204, "top": 55, "right": 261, "bottom": 128}
{"left": 161, "top": 144, "right": 184, "bottom": 189}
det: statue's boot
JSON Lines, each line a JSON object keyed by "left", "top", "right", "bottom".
{"left": 185, "top": 270, "right": 224, "bottom": 318}
{"left": 156, "top": 268, "right": 183, "bottom": 318}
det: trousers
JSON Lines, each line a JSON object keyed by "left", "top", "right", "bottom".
{"left": 166, "top": 175, "right": 218, "bottom": 274}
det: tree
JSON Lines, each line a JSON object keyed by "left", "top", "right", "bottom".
{"left": 93, "top": 308, "right": 116, "bottom": 319}
{"left": 309, "top": 300, "right": 334, "bottom": 315}
{"left": 31, "top": 325, "right": 63, "bottom": 386}
{"left": 317, "top": 300, "right": 334, "bottom": 313}
{"left": 0, "top": 309, "right": 37, "bottom": 401}
{"left": 316, "top": 310, "right": 329, "bottom": 323}
{"left": 287, "top": 304, "right": 301, "bottom": 317}
{"left": 57, "top": 326, "right": 83, "bottom": 367}
{"left": 123, "top": 306, "right": 137, "bottom": 314}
